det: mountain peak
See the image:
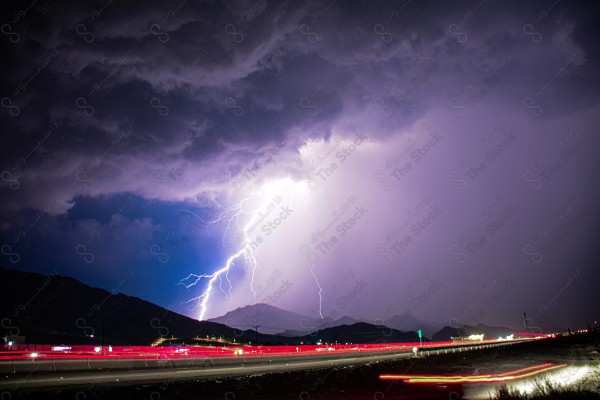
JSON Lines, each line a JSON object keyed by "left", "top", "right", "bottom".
{"left": 383, "top": 314, "right": 440, "bottom": 337}
{"left": 208, "top": 303, "right": 321, "bottom": 335}
{"left": 240, "top": 302, "right": 285, "bottom": 312}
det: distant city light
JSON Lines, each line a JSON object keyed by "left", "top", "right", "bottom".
{"left": 51, "top": 346, "right": 72, "bottom": 351}
{"left": 497, "top": 334, "right": 514, "bottom": 341}
{"left": 467, "top": 334, "right": 484, "bottom": 341}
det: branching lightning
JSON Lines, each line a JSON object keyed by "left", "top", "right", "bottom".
{"left": 179, "top": 178, "right": 308, "bottom": 321}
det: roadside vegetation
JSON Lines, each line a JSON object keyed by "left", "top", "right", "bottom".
{"left": 493, "top": 378, "right": 600, "bottom": 400}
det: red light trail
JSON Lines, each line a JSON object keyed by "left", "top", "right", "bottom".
{"left": 1, "top": 337, "right": 537, "bottom": 362}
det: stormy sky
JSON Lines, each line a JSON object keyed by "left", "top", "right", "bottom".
{"left": 1, "top": 0, "right": 599, "bottom": 331}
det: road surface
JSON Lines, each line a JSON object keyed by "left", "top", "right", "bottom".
{"left": 0, "top": 340, "right": 524, "bottom": 390}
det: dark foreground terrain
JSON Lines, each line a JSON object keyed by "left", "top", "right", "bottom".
{"left": 4, "top": 333, "right": 600, "bottom": 400}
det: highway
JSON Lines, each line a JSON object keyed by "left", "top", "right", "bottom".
{"left": 1, "top": 350, "right": 417, "bottom": 390}
{"left": 0, "top": 339, "right": 534, "bottom": 390}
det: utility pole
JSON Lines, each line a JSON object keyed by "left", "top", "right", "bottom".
{"left": 253, "top": 325, "right": 260, "bottom": 343}
{"left": 101, "top": 317, "right": 105, "bottom": 356}
{"left": 234, "top": 324, "right": 261, "bottom": 344}
{"left": 100, "top": 314, "right": 109, "bottom": 356}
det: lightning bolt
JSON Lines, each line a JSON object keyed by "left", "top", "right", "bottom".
{"left": 299, "top": 242, "right": 324, "bottom": 319}
{"left": 311, "top": 263, "right": 324, "bottom": 319}
{"left": 180, "top": 178, "right": 306, "bottom": 321}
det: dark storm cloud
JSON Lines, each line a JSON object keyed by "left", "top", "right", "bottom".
{"left": 1, "top": 0, "right": 599, "bottom": 327}
{"left": 2, "top": 0, "right": 596, "bottom": 208}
